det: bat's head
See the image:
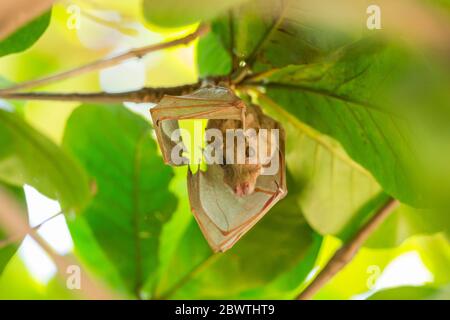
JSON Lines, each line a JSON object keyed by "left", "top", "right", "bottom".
{"left": 221, "top": 163, "right": 262, "bottom": 197}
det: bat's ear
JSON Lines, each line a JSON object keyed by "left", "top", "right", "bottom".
{"left": 150, "top": 86, "right": 245, "bottom": 166}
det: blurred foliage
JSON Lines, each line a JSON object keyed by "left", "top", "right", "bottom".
{"left": 260, "top": 94, "right": 384, "bottom": 239}
{"left": 62, "top": 105, "right": 177, "bottom": 297}
{"left": 0, "top": 10, "right": 51, "bottom": 58}
{"left": 261, "top": 41, "right": 421, "bottom": 205}
{"left": 0, "top": 254, "right": 78, "bottom": 299}
{"left": 366, "top": 205, "right": 450, "bottom": 248}
{"left": 368, "top": 285, "right": 450, "bottom": 300}
{"left": 0, "top": 183, "right": 26, "bottom": 275}
{"left": 0, "top": 108, "right": 90, "bottom": 211}
{"left": 0, "top": 78, "right": 25, "bottom": 114}
{"left": 0, "top": 0, "right": 449, "bottom": 300}
{"left": 142, "top": 0, "right": 250, "bottom": 28}
{"left": 312, "top": 233, "right": 450, "bottom": 299}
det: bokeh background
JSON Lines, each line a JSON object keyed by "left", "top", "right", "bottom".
{"left": 0, "top": 0, "right": 449, "bottom": 299}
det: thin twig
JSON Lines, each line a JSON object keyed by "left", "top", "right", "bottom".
{"left": 0, "top": 83, "right": 203, "bottom": 103}
{"left": 297, "top": 197, "right": 399, "bottom": 300}
{"left": 0, "top": 210, "right": 63, "bottom": 249}
{"left": 0, "top": 24, "right": 209, "bottom": 93}
{"left": 0, "top": 188, "right": 118, "bottom": 299}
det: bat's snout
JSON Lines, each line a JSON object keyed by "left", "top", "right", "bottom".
{"left": 234, "top": 182, "right": 252, "bottom": 197}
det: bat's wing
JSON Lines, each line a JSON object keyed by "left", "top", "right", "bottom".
{"left": 187, "top": 146, "right": 287, "bottom": 252}
{"left": 151, "top": 85, "right": 287, "bottom": 252}
{"left": 150, "top": 86, "right": 245, "bottom": 165}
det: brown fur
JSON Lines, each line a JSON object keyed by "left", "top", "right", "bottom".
{"left": 206, "top": 104, "right": 281, "bottom": 196}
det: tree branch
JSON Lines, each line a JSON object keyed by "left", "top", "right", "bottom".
{"left": 0, "top": 24, "right": 209, "bottom": 94}
{"left": 0, "top": 83, "right": 203, "bottom": 103}
{"left": 296, "top": 197, "right": 399, "bottom": 300}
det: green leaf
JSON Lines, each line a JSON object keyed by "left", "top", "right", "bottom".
{"left": 258, "top": 92, "right": 449, "bottom": 247}
{"left": 62, "top": 105, "right": 178, "bottom": 297}
{"left": 198, "top": 0, "right": 356, "bottom": 74}
{"left": 368, "top": 285, "right": 450, "bottom": 300}
{"left": 253, "top": 40, "right": 449, "bottom": 247}
{"left": 0, "top": 109, "right": 90, "bottom": 211}
{"left": 153, "top": 172, "right": 322, "bottom": 299}
{"left": 256, "top": 38, "right": 423, "bottom": 206}
{"left": 142, "top": 0, "right": 250, "bottom": 28}
{"left": 197, "top": 30, "right": 232, "bottom": 77}
{"left": 0, "top": 10, "right": 51, "bottom": 58}
{"left": 142, "top": 166, "right": 195, "bottom": 297}
{"left": 0, "top": 183, "right": 27, "bottom": 275}
{"left": 258, "top": 93, "right": 383, "bottom": 238}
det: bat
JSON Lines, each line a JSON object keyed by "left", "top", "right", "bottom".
{"left": 150, "top": 86, "right": 287, "bottom": 252}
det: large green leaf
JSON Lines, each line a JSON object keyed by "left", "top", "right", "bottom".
{"left": 250, "top": 38, "right": 424, "bottom": 206}
{"left": 198, "top": 1, "right": 450, "bottom": 241}
{"left": 0, "top": 10, "right": 51, "bottom": 58}
{"left": 142, "top": 0, "right": 250, "bottom": 28}
{"left": 258, "top": 95, "right": 450, "bottom": 248}
{"left": 0, "top": 183, "right": 26, "bottom": 275}
{"left": 0, "top": 109, "right": 90, "bottom": 211}
{"left": 197, "top": 30, "right": 232, "bottom": 77}
{"left": 62, "top": 105, "right": 177, "bottom": 297}
{"left": 198, "top": 0, "right": 357, "bottom": 75}
{"left": 141, "top": 166, "right": 195, "bottom": 298}
{"left": 258, "top": 93, "right": 383, "bottom": 238}
{"left": 257, "top": 92, "right": 449, "bottom": 247}
{"left": 152, "top": 172, "right": 322, "bottom": 299}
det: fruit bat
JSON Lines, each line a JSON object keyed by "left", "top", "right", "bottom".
{"left": 150, "top": 86, "right": 287, "bottom": 252}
